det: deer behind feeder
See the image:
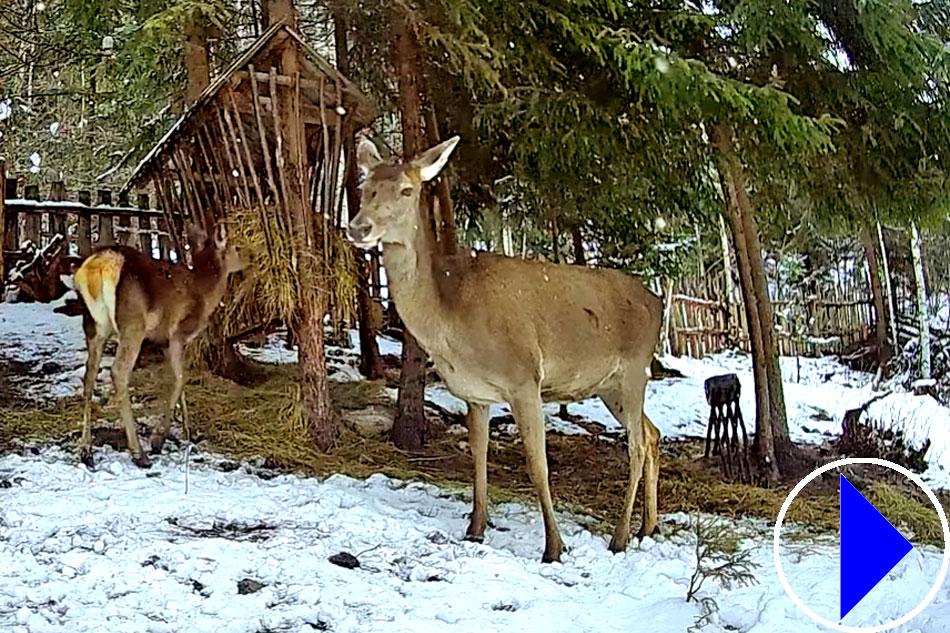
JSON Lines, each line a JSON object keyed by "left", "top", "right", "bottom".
{"left": 349, "top": 136, "right": 663, "bottom": 562}
{"left": 73, "top": 222, "right": 245, "bottom": 468}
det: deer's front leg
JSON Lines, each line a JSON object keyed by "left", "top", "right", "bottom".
{"left": 112, "top": 332, "right": 149, "bottom": 468}
{"left": 150, "top": 337, "right": 186, "bottom": 455}
{"left": 511, "top": 392, "right": 564, "bottom": 563}
{"left": 464, "top": 403, "right": 490, "bottom": 542}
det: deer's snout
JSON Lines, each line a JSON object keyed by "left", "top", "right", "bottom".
{"left": 348, "top": 218, "right": 373, "bottom": 245}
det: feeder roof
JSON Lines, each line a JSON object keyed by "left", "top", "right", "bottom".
{"left": 122, "top": 21, "right": 375, "bottom": 195}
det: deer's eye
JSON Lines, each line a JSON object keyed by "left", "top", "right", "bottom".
{"left": 401, "top": 187, "right": 413, "bottom": 197}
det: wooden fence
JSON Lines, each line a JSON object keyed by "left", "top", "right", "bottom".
{"left": 2, "top": 174, "right": 175, "bottom": 278}
{"left": 669, "top": 292, "right": 873, "bottom": 358}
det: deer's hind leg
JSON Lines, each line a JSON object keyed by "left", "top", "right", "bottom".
{"left": 112, "top": 329, "right": 149, "bottom": 468}
{"left": 79, "top": 315, "right": 110, "bottom": 468}
{"left": 598, "top": 365, "right": 649, "bottom": 553}
{"left": 638, "top": 414, "right": 660, "bottom": 539}
{"left": 150, "top": 337, "right": 185, "bottom": 455}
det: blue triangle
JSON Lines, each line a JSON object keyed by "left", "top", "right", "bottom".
{"left": 840, "top": 474, "right": 914, "bottom": 621}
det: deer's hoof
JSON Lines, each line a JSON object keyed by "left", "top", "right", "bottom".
{"left": 149, "top": 434, "right": 166, "bottom": 455}
{"left": 541, "top": 549, "right": 562, "bottom": 564}
{"left": 79, "top": 448, "right": 95, "bottom": 469}
{"left": 608, "top": 534, "right": 629, "bottom": 554}
{"left": 637, "top": 525, "right": 660, "bottom": 541}
{"left": 463, "top": 532, "right": 484, "bottom": 544}
{"left": 132, "top": 453, "right": 152, "bottom": 469}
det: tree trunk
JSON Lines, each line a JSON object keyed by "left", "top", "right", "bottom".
{"left": 182, "top": 14, "right": 210, "bottom": 108}
{"left": 910, "top": 223, "right": 931, "bottom": 379}
{"left": 422, "top": 92, "right": 457, "bottom": 255}
{"left": 335, "top": 11, "right": 383, "bottom": 381}
{"left": 390, "top": 6, "right": 435, "bottom": 451}
{"left": 572, "top": 227, "right": 585, "bottom": 265}
{"left": 0, "top": 159, "right": 5, "bottom": 286}
{"left": 732, "top": 152, "right": 790, "bottom": 465}
{"left": 719, "top": 214, "right": 737, "bottom": 333}
{"left": 878, "top": 223, "right": 898, "bottom": 347}
{"left": 274, "top": 0, "right": 335, "bottom": 451}
{"left": 712, "top": 124, "right": 781, "bottom": 480}
{"left": 860, "top": 226, "right": 887, "bottom": 346}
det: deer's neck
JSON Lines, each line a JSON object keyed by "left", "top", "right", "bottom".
{"left": 382, "top": 204, "right": 452, "bottom": 343}
{"left": 190, "top": 251, "right": 229, "bottom": 316}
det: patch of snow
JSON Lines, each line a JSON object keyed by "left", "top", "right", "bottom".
{"left": 0, "top": 448, "right": 946, "bottom": 632}
{"left": 0, "top": 295, "right": 86, "bottom": 401}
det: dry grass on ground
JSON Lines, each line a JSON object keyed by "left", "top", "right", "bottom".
{"left": 1, "top": 361, "right": 947, "bottom": 545}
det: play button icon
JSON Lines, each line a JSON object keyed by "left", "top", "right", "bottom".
{"left": 774, "top": 457, "right": 950, "bottom": 632}
{"left": 839, "top": 474, "right": 914, "bottom": 620}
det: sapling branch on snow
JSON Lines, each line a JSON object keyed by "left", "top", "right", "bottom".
{"left": 685, "top": 515, "right": 760, "bottom": 603}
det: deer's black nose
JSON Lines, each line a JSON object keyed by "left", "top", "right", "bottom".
{"left": 348, "top": 220, "right": 372, "bottom": 243}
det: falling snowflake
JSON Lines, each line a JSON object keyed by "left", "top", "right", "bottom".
{"left": 102, "top": 35, "right": 114, "bottom": 51}
{"left": 0, "top": 100, "right": 11, "bottom": 121}
{"left": 49, "top": 122, "right": 60, "bottom": 137}
{"left": 30, "top": 152, "right": 41, "bottom": 167}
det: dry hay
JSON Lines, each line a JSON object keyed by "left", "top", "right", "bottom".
{"left": 190, "top": 206, "right": 359, "bottom": 365}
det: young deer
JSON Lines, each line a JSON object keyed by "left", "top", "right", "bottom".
{"left": 350, "top": 136, "right": 662, "bottom": 563}
{"left": 73, "top": 223, "right": 245, "bottom": 468}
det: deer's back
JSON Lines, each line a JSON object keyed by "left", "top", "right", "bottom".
{"left": 431, "top": 252, "right": 661, "bottom": 401}
{"left": 105, "top": 247, "right": 205, "bottom": 341}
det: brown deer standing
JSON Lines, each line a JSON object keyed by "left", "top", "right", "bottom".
{"left": 73, "top": 223, "right": 245, "bottom": 469}
{"left": 350, "top": 136, "right": 662, "bottom": 562}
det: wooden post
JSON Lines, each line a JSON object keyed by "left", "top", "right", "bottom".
{"left": 0, "top": 160, "right": 5, "bottom": 282}
{"left": 137, "top": 194, "right": 153, "bottom": 257}
{"left": 49, "top": 181, "right": 67, "bottom": 243}
{"left": 157, "top": 217, "right": 171, "bottom": 261}
{"left": 77, "top": 190, "right": 92, "bottom": 256}
{"left": 100, "top": 189, "right": 126, "bottom": 248}
{"left": 23, "top": 185, "right": 41, "bottom": 247}
{"left": 5, "top": 177, "right": 19, "bottom": 253}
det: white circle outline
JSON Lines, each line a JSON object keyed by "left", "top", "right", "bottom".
{"left": 773, "top": 457, "right": 950, "bottom": 633}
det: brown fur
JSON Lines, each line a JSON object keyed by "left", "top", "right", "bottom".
{"left": 75, "top": 224, "right": 245, "bottom": 468}
{"left": 351, "top": 137, "right": 663, "bottom": 562}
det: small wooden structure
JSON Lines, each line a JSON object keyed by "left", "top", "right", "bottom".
{"left": 703, "top": 373, "right": 750, "bottom": 481}
{"left": 121, "top": 22, "right": 374, "bottom": 252}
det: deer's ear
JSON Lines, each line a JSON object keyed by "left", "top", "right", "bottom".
{"left": 358, "top": 138, "right": 383, "bottom": 176}
{"left": 213, "top": 223, "right": 228, "bottom": 249}
{"left": 412, "top": 136, "right": 460, "bottom": 182}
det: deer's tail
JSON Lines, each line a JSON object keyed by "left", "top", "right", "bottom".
{"left": 74, "top": 250, "right": 124, "bottom": 335}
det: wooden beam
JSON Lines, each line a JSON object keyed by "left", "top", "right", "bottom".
{"left": 229, "top": 90, "right": 342, "bottom": 126}
{"left": 236, "top": 69, "right": 345, "bottom": 97}
{"left": 77, "top": 191, "right": 92, "bottom": 257}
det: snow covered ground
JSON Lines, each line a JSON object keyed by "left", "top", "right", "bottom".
{"left": 3, "top": 297, "right": 950, "bottom": 489}
{"left": 1, "top": 446, "right": 947, "bottom": 633}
